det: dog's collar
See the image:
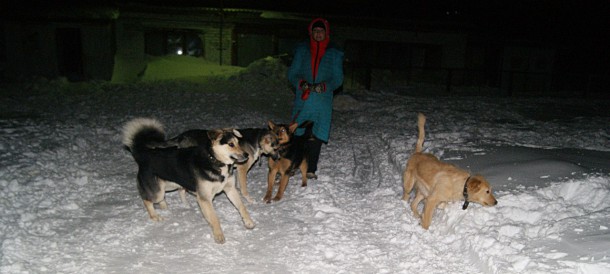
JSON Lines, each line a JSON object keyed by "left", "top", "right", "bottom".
{"left": 208, "top": 153, "right": 225, "bottom": 168}
{"left": 208, "top": 155, "right": 234, "bottom": 177}
{"left": 462, "top": 175, "right": 471, "bottom": 210}
{"left": 277, "top": 143, "right": 290, "bottom": 154}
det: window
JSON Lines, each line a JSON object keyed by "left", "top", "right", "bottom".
{"left": 145, "top": 30, "right": 203, "bottom": 57}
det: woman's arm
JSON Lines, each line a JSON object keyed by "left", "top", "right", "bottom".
{"left": 287, "top": 45, "right": 308, "bottom": 89}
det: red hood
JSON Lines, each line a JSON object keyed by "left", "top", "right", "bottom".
{"left": 308, "top": 18, "right": 330, "bottom": 39}
{"left": 307, "top": 18, "right": 330, "bottom": 81}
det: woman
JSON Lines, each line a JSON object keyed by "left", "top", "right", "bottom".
{"left": 287, "top": 17, "right": 344, "bottom": 179}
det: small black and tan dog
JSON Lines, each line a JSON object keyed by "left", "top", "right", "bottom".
{"left": 122, "top": 117, "right": 253, "bottom": 244}
{"left": 264, "top": 121, "right": 314, "bottom": 203}
{"left": 159, "top": 121, "right": 281, "bottom": 203}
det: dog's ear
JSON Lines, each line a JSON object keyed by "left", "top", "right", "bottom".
{"left": 467, "top": 176, "right": 482, "bottom": 193}
{"left": 288, "top": 122, "right": 298, "bottom": 133}
{"left": 233, "top": 129, "right": 242, "bottom": 138}
{"left": 468, "top": 175, "right": 491, "bottom": 193}
{"left": 207, "top": 129, "right": 222, "bottom": 141}
{"left": 268, "top": 120, "right": 276, "bottom": 130}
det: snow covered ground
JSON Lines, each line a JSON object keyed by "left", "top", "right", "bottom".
{"left": 1, "top": 56, "right": 609, "bottom": 273}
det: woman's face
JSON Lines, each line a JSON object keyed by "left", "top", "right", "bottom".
{"left": 312, "top": 27, "right": 326, "bottom": 42}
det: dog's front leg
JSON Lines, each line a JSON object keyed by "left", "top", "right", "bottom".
{"left": 264, "top": 164, "right": 279, "bottom": 203}
{"left": 273, "top": 174, "right": 290, "bottom": 202}
{"left": 224, "top": 176, "right": 255, "bottom": 229}
{"left": 195, "top": 190, "right": 225, "bottom": 244}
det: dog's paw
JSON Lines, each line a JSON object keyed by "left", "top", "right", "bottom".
{"left": 272, "top": 196, "right": 282, "bottom": 202}
{"left": 420, "top": 219, "right": 431, "bottom": 230}
{"left": 243, "top": 195, "right": 255, "bottom": 204}
{"left": 244, "top": 219, "right": 255, "bottom": 229}
{"left": 213, "top": 233, "right": 226, "bottom": 244}
{"left": 263, "top": 195, "right": 272, "bottom": 204}
{"left": 150, "top": 215, "right": 164, "bottom": 222}
{"left": 159, "top": 201, "right": 168, "bottom": 210}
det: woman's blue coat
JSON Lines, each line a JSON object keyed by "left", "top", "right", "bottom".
{"left": 287, "top": 42, "right": 344, "bottom": 142}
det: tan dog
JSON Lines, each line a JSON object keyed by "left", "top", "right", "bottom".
{"left": 402, "top": 113, "right": 497, "bottom": 229}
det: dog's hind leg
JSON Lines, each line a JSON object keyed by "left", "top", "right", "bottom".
{"left": 143, "top": 200, "right": 163, "bottom": 221}
{"left": 224, "top": 176, "right": 255, "bottom": 229}
{"left": 410, "top": 189, "right": 424, "bottom": 219}
{"left": 196, "top": 184, "right": 225, "bottom": 244}
{"left": 299, "top": 160, "right": 308, "bottom": 187}
{"left": 236, "top": 164, "right": 254, "bottom": 203}
{"left": 158, "top": 179, "right": 168, "bottom": 210}
{"left": 178, "top": 188, "right": 188, "bottom": 205}
{"left": 402, "top": 167, "right": 415, "bottom": 201}
{"left": 138, "top": 173, "right": 165, "bottom": 221}
{"left": 159, "top": 179, "right": 187, "bottom": 206}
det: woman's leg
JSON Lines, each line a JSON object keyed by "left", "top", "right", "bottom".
{"left": 305, "top": 137, "right": 323, "bottom": 178}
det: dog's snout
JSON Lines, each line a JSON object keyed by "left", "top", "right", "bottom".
{"left": 231, "top": 152, "right": 249, "bottom": 164}
{"left": 486, "top": 198, "right": 498, "bottom": 206}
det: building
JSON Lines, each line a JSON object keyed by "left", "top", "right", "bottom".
{"left": 1, "top": 2, "right": 606, "bottom": 97}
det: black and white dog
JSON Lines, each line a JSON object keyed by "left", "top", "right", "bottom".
{"left": 158, "top": 121, "right": 281, "bottom": 203}
{"left": 122, "top": 117, "right": 253, "bottom": 244}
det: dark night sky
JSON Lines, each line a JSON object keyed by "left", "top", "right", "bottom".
{"left": 5, "top": 0, "right": 608, "bottom": 25}
{"left": 3, "top": 0, "right": 608, "bottom": 48}
{"left": 123, "top": 0, "right": 609, "bottom": 29}
{"left": 4, "top": 0, "right": 608, "bottom": 33}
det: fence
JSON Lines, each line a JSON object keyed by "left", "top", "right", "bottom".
{"left": 345, "top": 64, "right": 609, "bottom": 98}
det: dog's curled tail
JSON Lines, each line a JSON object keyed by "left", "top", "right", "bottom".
{"left": 415, "top": 113, "right": 426, "bottom": 153}
{"left": 121, "top": 118, "right": 165, "bottom": 152}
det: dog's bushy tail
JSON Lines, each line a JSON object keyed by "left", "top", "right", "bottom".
{"left": 415, "top": 113, "right": 426, "bottom": 153}
{"left": 122, "top": 118, "right": 165, "bottom": 153}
